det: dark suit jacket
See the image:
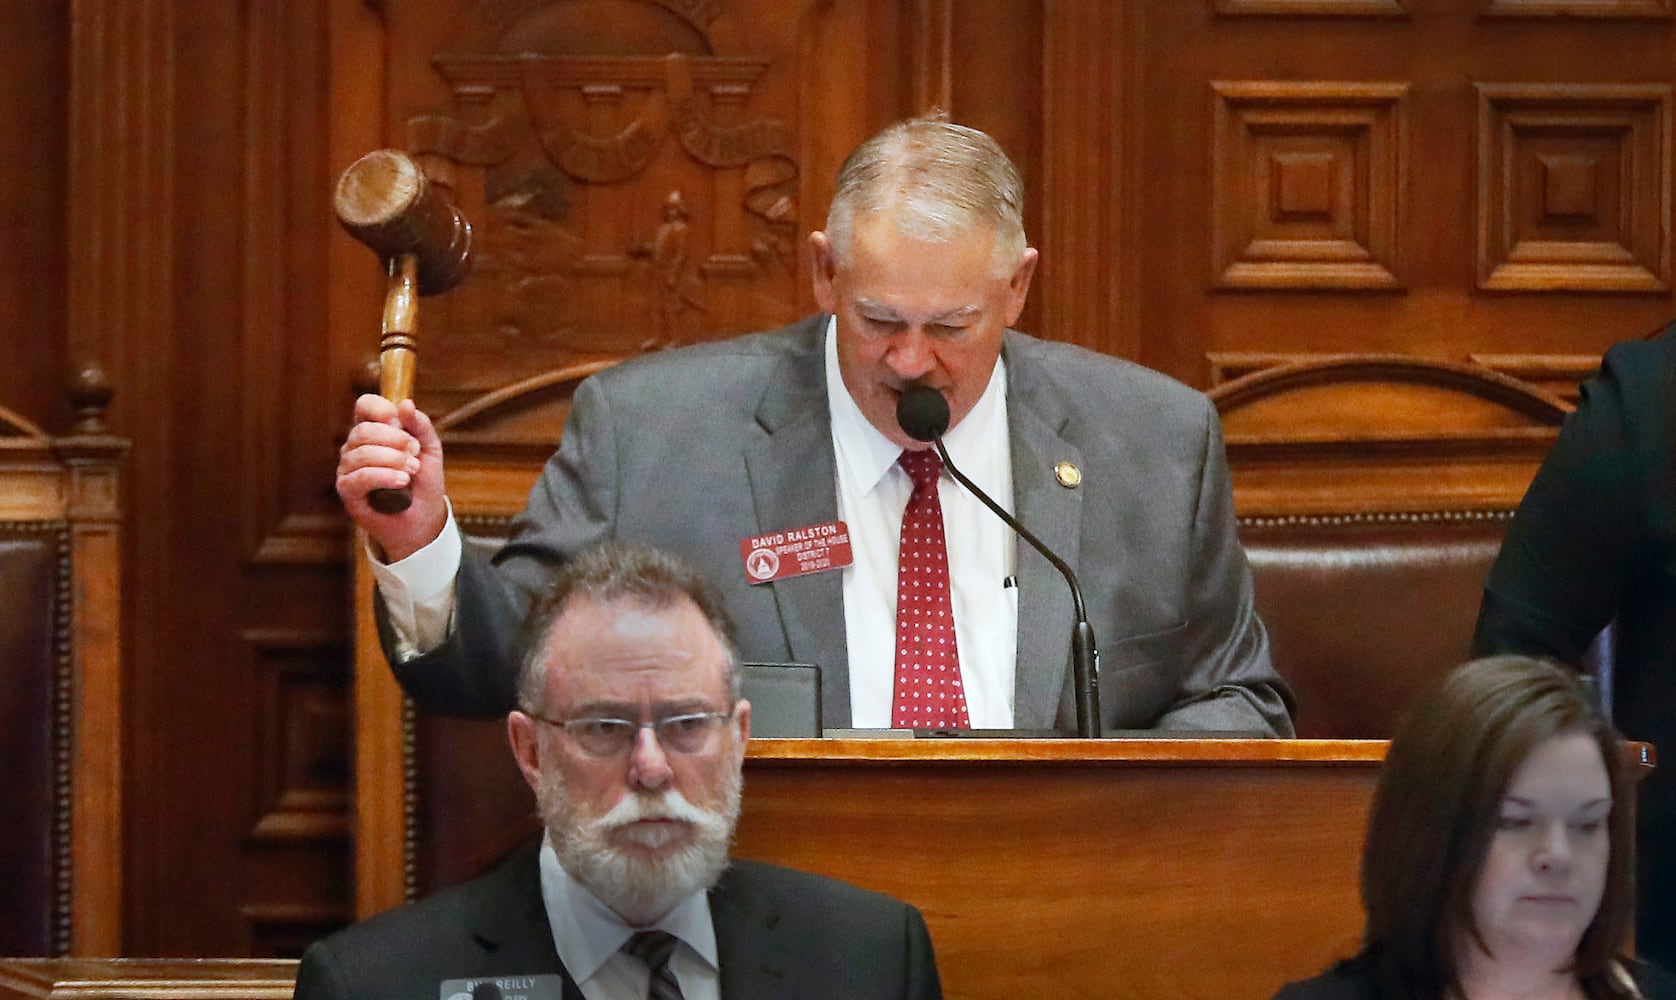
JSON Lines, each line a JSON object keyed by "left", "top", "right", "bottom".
{"left": 293, "top": 846, "right": 941, "bottom": 1000}
{"left": 385, "top": 316, "right": 1293, "bottom": 734}
{"left": 1473, "top": 322, "right": 1676, "bottom": 962}
{"left": 1271, "top": 958, "right": 1676, "bottom": 1000}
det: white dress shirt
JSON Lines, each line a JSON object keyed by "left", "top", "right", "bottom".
{"left": 537, "top": 836, "right": 720, "bottom": 1000}
{"left": 373, "top": 320, "right": 1022, "bottom": 726}
{"left": 822, "top": 319, "right": 1018, "bottom": 728}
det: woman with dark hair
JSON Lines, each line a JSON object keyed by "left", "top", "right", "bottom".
{"left": 1273, "top": 656, "right": 1674, "bottom": 1000}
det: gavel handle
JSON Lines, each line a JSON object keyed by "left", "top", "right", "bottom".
{"left": 368, "top": 253, "right": 419, "bottom": 514}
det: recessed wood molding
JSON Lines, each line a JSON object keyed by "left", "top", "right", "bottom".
{"left": 1216, "top": 0, "right": 1407, "bottom": 14}
{"left": 1211, "top": 82, "right": 1409, "bottom": 290}
{"left": 1480, "top": 0, "right": 1672, "bottom": 17}
{"left": 1476, "top": 83, "right": 1673, "bottom": 292}
{"left": 244, "top": 630, "right": 350, "bottom": 848}
{"left": 1468, "top": 353, "right": 1602, "bottom": 405}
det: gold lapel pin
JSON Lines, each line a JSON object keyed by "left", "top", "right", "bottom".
{"left": 1054, "top": 461, "right": 1082, "bottom": 489}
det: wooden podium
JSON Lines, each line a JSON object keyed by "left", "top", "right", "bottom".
{"left": 735, "top": 738, "right": 1384, "bottom": 1000}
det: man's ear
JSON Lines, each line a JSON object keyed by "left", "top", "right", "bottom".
{"left": 1004, "top": 247, "right": 1039, "bottom": 326}
{"left": 734, "top": 698, "right": 752, "bottom": 744}
{"left": 809, "top": 231, "right": 838, "bottom": 313}
{"left": 508, "top": 711, "right": 543, "bottom": 794}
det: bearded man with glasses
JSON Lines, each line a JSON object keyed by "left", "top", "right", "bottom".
{"left": 293, "top": 541, "right": 942, "bottom": 1000}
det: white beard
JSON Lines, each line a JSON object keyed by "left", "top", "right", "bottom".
{"left": 535, "top": 761, "right": 742, "bottom": 927}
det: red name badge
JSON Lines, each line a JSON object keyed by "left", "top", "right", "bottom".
{"left": 740, "top": 521, "right": 854, "bottom": 584}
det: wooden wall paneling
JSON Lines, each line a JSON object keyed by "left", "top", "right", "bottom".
{"left": 65, "top": 0, "right": 176, "bottom": 957}
{"left": 243, "top": 0, "right": 343, "bottom": 568}
{"left": 233, "top": 0, "right": 356, "bottom": 956}
{"left": 1134, "top": 3, "right": 1676, "bottom": 518}
{"left": 906, "top": 0, "right": 952, "bottom": 111}
{"left": 1038, "top": 3, "right": 1133, "bottom": 358}
{"left": 129, "top": 0, "right": 253, "bottom": 956}
{"left": 0, "top": 1, "right": 70, "bottom": 431}
{"left": 60, "top": 0, "right": 352, "bottom": 957}
{"left": 1139, "top": 6, "right": 1676, "bottom": 370}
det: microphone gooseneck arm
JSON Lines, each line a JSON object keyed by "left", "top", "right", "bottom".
{"left": 896, "top": 386, "right": 1101, "bottom": 737}
{"left": 930, "top": 439, "right": 1102, "bottom": 738}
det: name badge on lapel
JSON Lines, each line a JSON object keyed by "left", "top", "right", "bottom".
{"left": 441, "top": 975, "right": 569, "bottom": 1000}
{"left": 740, "top": 520, "right": 854, "bottom": 583}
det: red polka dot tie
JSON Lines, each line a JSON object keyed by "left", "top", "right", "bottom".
{"left": 892, "top": 449, "right": 970, "bottom": 729}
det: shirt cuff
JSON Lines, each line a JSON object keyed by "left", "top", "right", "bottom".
{"left": 367, "top": 499, "right": 461, "bottom": 659}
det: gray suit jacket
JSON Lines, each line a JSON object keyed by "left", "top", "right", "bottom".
{"left": 387, "top": 316, "right": 1293, "bottom": 734}
{"left": 293, "top": 845, "right": 941, "bottom": 1000}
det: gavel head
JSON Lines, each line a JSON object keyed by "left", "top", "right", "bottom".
{"left": 334, "top": 149, "right": 473, "bottom": 295}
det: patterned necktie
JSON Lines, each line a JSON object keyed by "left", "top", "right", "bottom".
{"left": 622, "top": 930, "right": 684, "bottom": 1000}
{"left": 892, "top": 449, "right": 970, "bottom": 729}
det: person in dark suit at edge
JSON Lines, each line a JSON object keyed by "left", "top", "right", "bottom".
{"left": 335, "top": 112, "right": 1294, "bottom": 736}
{"left": 1472, "top": 324, "right": 1676, "bottom": 963}
{"left": 293, "top": 541, "right": 941, "bottom": 1000}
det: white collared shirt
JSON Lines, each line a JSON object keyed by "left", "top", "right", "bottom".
{"left": 823, "top": 318, "right": 1018, "bottom": 728}
{"left": 538, "top": 836, "right": 721, "bottom": 1000}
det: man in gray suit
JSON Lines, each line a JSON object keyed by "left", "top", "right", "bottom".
{"left": 294, "top": 542, "right": 941, "bottom": 1000}
{"left": 337, "top": 113, "right": 1293, "bottom": 735}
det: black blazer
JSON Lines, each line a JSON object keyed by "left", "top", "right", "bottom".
{"left": 1272, "top": 958, "right": 1676, "bottom": 1000}
{"left": 1474, "top": 321, "right": 1676, "bottom": 962}
{"left": 293, "top": 845, "right": 941, "bottom": 1000}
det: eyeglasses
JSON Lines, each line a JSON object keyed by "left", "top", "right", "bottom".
{"left": 526, "top": 709, "right": 736, "bottom": 758}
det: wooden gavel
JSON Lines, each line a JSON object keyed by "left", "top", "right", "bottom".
{"left": 334, "top": 149, "right": 473, "bottom": 514}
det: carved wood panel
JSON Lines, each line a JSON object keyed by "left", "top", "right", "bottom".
{"left": 1211, "top": 81, "right": 1408, "bottom": 290}
{"left": 360, "top": 2, "right": 826, "bottom": 418}
{"left": 1475, "top": 83, "right": 1672, "bottom": 293}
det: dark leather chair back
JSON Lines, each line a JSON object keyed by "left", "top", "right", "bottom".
{"left": 0, "top": 527, "right": 68, "bottom": 954}
{"left": 1241, "top": 512, "right": 1509, "bottom": 738}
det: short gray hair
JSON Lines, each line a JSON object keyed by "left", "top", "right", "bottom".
{"left": 514, "top": 541, "right": 742, "bottom": 712}
{"left": 824, "top": 111, "right": 1027, "bottom": 273}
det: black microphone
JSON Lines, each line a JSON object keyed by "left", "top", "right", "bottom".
{"left": 895, "top": 386, "right": 1101, "bottom": 738}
